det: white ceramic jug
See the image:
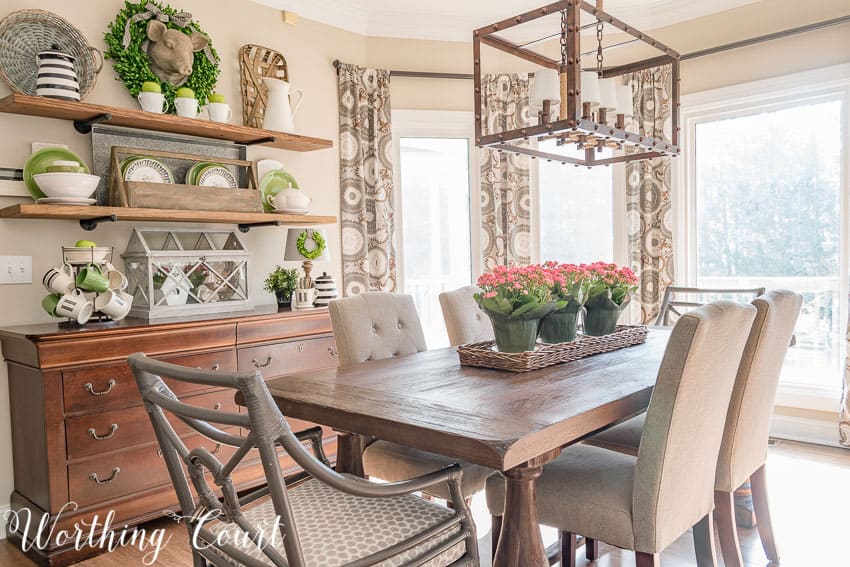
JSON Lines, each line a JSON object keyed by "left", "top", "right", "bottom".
{"left": 262, "top": 78, "right": 303, "bottom": 133}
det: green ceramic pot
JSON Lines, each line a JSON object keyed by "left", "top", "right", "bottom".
{"left": 583, "top": 293, "right": 630, "bottom": 336}
{"left": 489, "top": 315, "right": 541, "bottom": 353}
{"left": 539, "top": 299, "right": 582, "bottom": 343}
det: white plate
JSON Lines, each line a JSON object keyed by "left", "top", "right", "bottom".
{"left": 37, "top": 197, "right": 96, "bottom": 206}
{"left": 256, "top": 158, "right": 284, "bottom": 182}
{"left": 123, "top": 158, "right": 174, "bottom": 184}
{"left": 197, "top": 166, "right": 237, "bottom": 188}
{"left": 271, "top": 207, "right": 310, "bottom": 215}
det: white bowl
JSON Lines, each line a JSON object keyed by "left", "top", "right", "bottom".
{"left": 33, "top": 172, "right": 100, "bottom": 199}
{"left": 63, "top": 247, "right": 111, "bottom": 265}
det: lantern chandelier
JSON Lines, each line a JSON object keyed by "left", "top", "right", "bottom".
{"left": 473, "top": 0, "right": 681, "bottom": 167}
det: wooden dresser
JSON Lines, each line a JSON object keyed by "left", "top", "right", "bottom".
{"left": 0, "top": 307, "right": 338, "bottom": 566}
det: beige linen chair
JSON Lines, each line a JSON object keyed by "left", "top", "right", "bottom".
{"left": 129, "top": 353, "right": 479, "bottom": 567}
{"left": 585, "top": 289, "right": 801, "bottom": 566}
{"left": 438, "top": 285, "right": 494, "bottom": 346}
{"left": 329, "top": 292, "right": 493, "bottom": 502}
{"left": 486, "top": 301, "right": 757, "bottom": 567}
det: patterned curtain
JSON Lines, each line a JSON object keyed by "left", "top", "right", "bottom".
{"left": 337, "top": 62, "right": 397, "bottom": 296}
{"left": 625, "top": 66, "right": 675, "bottom": 324}
{"left": 479, "top": 74, "right": 532, "bottom": 270}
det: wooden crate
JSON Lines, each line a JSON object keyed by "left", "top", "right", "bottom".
{"left": 109, "top": 146, "right": 262, "bottom": 213}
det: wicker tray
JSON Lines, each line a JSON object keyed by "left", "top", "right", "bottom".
{"left": 457, "top": 325, "right": 649, "bottom": 372}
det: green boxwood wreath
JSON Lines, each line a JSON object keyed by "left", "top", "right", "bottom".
{"left": 297, "top": 230, "right": 327, "bottom": 260}
{"left": 104, "top": 0, "right": 220, "bottom": 111}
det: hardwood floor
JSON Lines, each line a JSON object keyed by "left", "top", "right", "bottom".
{"left": 0, "top": 440, "right": 846, "bottom": 566}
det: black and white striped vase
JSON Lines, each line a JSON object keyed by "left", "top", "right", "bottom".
{"left": 314, "top": 272, "right": 338, "bottom": 307}
{"left": 36, "top": 47, "right": 80, "bottom": 101}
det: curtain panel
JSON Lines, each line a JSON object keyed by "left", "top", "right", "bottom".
{"left": 337, "top": 62, "right": 397, "bottom": 295}
{"left": 625, "top": 66, "right": 675, "bottom": 324}
{"left": 842, "top": 321, "right": 850, "bottom": 445}
{"left": 479, "top": 74, "right": 532, "bottom": 270}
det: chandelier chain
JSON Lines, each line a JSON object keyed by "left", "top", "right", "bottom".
{"left": 596, "top": 20, "right": 604, "bottom": 75}
{"left": 560, "top": 10, "right": 568, "bottom": 66}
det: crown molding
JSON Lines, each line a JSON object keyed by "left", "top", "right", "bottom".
{"left": 255, "top": 1, "right": 761, "bottom": 42}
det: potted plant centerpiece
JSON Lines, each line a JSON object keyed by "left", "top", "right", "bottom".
{"left": 264, "top": 265, "right": 299, "bottom": 309}
{"left": 539, "top": 262, "right": 589, "bottom": 343}
{"left": 582, "top": 262, "right": 638, "bottom": 336}
{"left": 474, "top": 265, "right": 564, "bottom": 353}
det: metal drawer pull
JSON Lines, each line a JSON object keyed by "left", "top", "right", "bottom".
{"left": 298, "top": 344, "right": 304, "bottom": 352}
{"left": 213, "top": 403, "right": 222, "bottom": 411}
{"left": 90, "top": 467, "right": 121, "bottom": 485}
{"left": 87, "top": 424, "right": 119, "bottom": 440}
{"left": 252, "top": 356, "right": 273, "bottom": 368}
{"left": 84, "top": 379, "right": 116, "bottom": 396}
{"left": 328, "top": 347, "right": 338, "bottom": 357}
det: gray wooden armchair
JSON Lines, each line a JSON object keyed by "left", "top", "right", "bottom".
{"left": 129, "top": 353, "right": 479, "bottom": 567}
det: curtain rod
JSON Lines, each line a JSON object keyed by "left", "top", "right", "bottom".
{"left": 332, "top": 15, "right": 850, "bottom": 80}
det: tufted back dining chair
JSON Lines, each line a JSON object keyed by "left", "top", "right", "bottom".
{"left": 439, "top": 285, "right": 494, "bottom": 346}
{"left": 329, "top": 292, "right": 427, "bottom": 365}
{"left": 329, "top": 292, "right": 494, "bottom": 503}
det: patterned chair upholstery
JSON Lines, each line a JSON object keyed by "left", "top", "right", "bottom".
{"left": 438, "top": 286, "right": 494, "bottom": 346}
{"left": 584, "top": 290, "right": 802, "bottom": 566}
{"left": 330, "top": 292, "right": 494, "bottom": 501}
{"left": 129, "top": 353, "right": 479, "bottom": 567}
{"left": 486, "top": 301, "right": 758, "bottom": 566}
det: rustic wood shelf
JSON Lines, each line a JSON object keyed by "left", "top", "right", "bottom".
{"left": 0, "top": 93, "right": 333, "bottom": 152}
{"left": 0, "top": 204, "right": 336, "bottom": 232}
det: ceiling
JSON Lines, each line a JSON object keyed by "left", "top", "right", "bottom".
{"left": 255, "top": 0, "right": 761, "bottom": 42}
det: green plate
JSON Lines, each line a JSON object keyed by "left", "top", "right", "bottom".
{"left": 259, "top": 170, "right": 299, "bottom": 212}
{"left": 187, "top": 161, "right": 217, "bottom": 185}
{"left": 24, "top": 148, "right": 90, "bottom": 200}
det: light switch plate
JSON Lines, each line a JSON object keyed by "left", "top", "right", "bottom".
{"left": 0, "top": 256, "right": 33, "bottom": 284}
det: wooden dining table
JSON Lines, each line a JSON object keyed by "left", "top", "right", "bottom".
{"left": 261, "top": 329, "right": 670, "bottom": 567}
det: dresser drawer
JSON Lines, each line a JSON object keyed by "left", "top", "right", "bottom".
{"left": 237, "top": 336, "right": 338, "bottom": 378}
{"left": 63, "top": 350, "right": 237, "bottom": 414}
{"left": 66, "top": 389, "right": 241, "bottom": 460}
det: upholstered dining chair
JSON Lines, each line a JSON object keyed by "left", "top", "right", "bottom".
{"left": 438, "top": 285, "right": 494, "bottom": 346}
{"left": 329, "top": 292, "right": 493, "bottom": 502}
{"left": 486, "top": 301, "right": 757, "bottom": 567}
{"left": 129, "top": 352, "right": 479, "bottom": 567}
{"left": 584, "top": 290, "right": 801, "bottom": 566}
{"left": 655, "top": 286, "right": 765, "bottom": 326}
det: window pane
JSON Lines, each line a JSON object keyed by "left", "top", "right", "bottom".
{"left": 399, "top": 138, "right": 472, "bottom": 348}
{"left": 695, "top": 99, "right": 842, "bottom": 390}
{"left": 539, "top": 140, "right": 614, "bottom": 263}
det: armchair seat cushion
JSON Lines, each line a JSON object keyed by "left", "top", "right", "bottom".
{"left": 206, "top": 477, "right": 467, "bottom": 566}
{"left": 364, "top": 440, "right": 493, "bottom": 501}
{"left": 486, "top": 444, "right": 638, "bottom": 551}
{"left": 583, "top": 414, "right": 644, "bottom": 457}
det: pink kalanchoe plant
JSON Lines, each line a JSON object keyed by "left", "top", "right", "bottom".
{"left": 474, "top": 264, "right": 565, "bottom": 319}
{"left": 584, "top": 262, "right": 639, "bottom": 305}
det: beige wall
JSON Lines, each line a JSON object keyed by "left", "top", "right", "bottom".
{"left": 0, "top": 0, "right": 847, "bottom": 516}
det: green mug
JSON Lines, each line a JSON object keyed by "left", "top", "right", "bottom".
{"left": 42, "top": 293, "right": 61, "bottom": 317}
{"left": 76, "top": 264, "right": 109, "bottom": 293}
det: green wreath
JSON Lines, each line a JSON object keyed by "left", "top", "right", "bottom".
{"left": 104, "top": 0, "right": 220, "bottom": 111}
{"left": 297, "top": 230, "right": 327, "bottom": 260}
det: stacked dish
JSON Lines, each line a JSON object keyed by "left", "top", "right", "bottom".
{"left": 24, "top": 147, "right": 99, "bottom": 205}
{"left": 185, "top": 161, "right": 237, "bottom": 188}
{"left": 257, "top": 162, "right": 308, "bottom": 214}
{"left": 121, "top": 156, "right": 174, "bottom": 184}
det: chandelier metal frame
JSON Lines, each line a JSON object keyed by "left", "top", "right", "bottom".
{"left": 473, "top": 0, "right": 681, "bottom": 166}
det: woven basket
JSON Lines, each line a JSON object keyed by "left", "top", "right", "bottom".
{"left": 457, "top": 325, "right": 649, "bottom": 372}
{"left": 239, "top": 44, "right": 289, "bottom": 129}
{"left": 0, "top": 9, "right": 102, "bottom": 100}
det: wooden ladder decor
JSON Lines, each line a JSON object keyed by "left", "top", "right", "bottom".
{"left": 239, "top": 44, "right": 290, "bottom": 129}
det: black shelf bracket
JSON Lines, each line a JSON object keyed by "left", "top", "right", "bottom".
{"left": 79, "top": 215, "right": 118, "bottom": 231}
{"left": 245, "top": 136, "right": 277, "bottom": 146}
{"left": 73, "top": 113, "right": 112, "bottom": 134}
{"left": 238, "top": 220, "right": 282, "bottom": 233}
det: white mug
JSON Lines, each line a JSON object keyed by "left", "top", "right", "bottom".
{"left": 55, "top": 289, "right": 93, "bottom": 324}
{"left": 106, "top": 267, "right": 128, "bottom": 291}
{"left": 95, "top": 290, "right": 132, "bottom": 320}
{"left": 175, "top": 97, "right": 199, "bottom": 118}
{"left": 207, "top": 102, "right": 232, "bottom": 123}
{"left": 43, "top": 264, "right": 75, "bottom": 294}
{"left": 265, "top": 190, "right": 311, "bottom": 211}
{"left": 138, "top": 92, "right": 167, "bottom": 114}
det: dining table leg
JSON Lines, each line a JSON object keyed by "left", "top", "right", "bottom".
{"left": 494, "top": 451, "right": 560, "bottom": 567}
{"left": 334, "top": 431, "right": 367, "bottom": 477}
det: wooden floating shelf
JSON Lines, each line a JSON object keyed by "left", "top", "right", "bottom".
{"left": 0, "top": 93, "right": 332, "bottom": 152}
{"left": 0, "top": 204, "right": 337, "bottom": 231}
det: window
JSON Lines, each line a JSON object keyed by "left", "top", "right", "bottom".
{"left": 682, "top": 68, "right": 850, "bottom": 407}
{"left": 538, "top": 141, "right": 616, "bottom": 264}
{"left": 394, "top": 112, "right": 476, "bottom": 348}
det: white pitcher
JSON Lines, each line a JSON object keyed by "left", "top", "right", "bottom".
{"left": 262, "top": 78, "right": 303, "bottom": 133}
